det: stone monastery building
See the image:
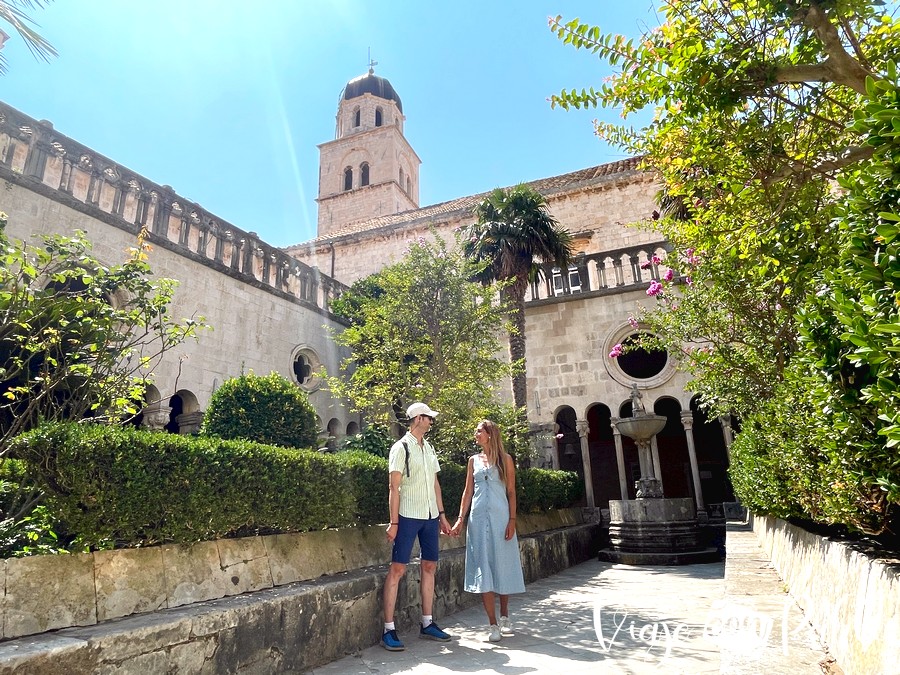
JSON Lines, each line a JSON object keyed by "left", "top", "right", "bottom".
{"left": 0, "top": 68, "right": 734, "bottom": 514}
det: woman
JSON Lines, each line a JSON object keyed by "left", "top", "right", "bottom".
{"left": 450, "top": 419, "right": 526, "bottom": 642}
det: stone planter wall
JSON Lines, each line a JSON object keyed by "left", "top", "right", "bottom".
{"left": 0, "top": 515, "right": 599, "bottom": 674}
{"left": 0, "top": 509, "right": 581, "bottom": 641}
{"left": 752, "top": 515, "right": 899, "bottom": 675}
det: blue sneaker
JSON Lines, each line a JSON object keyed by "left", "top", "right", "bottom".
{"left": 381, "top": 629, "right": 405, "bottom": 651}
{"left": 420, "top": 621, "right": 452, "bottom": 642}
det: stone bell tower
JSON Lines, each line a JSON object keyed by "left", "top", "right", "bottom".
{"left": 316, "top": 64, "right": 421, "bottom": 238}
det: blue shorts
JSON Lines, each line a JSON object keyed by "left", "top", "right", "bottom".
{"left": 392, "top": 515, "right": 440, "bottom": 564}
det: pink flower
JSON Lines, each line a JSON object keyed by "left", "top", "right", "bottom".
{"left": 647, "top": 280, "right": 663, "bottom": 296}
{"left": 609, "top": 343, "right": 624, "bottom": 358}
{"left": 652, "top": 255, "right": 662, "bottom": 265}
{"left": 628, "top": 315, "right": 639, "bottom": 329}
{"left": 640, "top": 260, "right": 652, "bottom": 270}
{"left": 685, "top": 276, "right": 693, "bottom": 286}
{"left": 663, "top": 269, "right": 674, "bottom": 282}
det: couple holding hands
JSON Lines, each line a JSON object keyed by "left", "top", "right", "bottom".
{"left": 381, "top": 403, "right": 526, "bottom": 651}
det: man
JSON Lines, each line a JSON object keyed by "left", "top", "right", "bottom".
{"left": 381, "top": 402, "right": 453, "bottom": 651}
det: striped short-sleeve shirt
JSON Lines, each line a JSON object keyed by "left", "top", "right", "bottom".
{"left": 389, "top": 432, "right": 441, "bottom": 519}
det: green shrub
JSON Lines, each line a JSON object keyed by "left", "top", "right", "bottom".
{"left": 11, "top": 422, "right": 354, "bottom": 547}
{"left": 340, "top": 424, "right": 393, "bottom": 458}
{"left": 8, "top": 422, "right": 584, "bottom": 554}
{"left": 202, "top": 371, "right": 318, "bottom": 449}
{"left": 333, "top": 450, "right": 389, "bottom": 524}
{"left": 516, "top": 467, "right": 584, "bottom": 514}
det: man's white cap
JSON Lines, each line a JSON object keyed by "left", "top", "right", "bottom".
{"left": 406, "top": 402, "right": 439, "bottom": 419}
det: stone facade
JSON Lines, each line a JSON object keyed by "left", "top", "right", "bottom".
{"left": 0, "top": 103, "right": 359, "bottom": 439}
{"left": 0, "top": 64, "right": 735, "bottom": 509}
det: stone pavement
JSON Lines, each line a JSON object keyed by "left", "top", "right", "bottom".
{"left": 310, "top": 523, "right": 836, "bottom": 674}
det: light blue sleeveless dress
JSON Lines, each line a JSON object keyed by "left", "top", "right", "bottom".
{"left": 464, "top": 454, "right": 526, "bottom": 595}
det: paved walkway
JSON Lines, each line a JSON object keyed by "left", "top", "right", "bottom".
{"left": 310, "top": 523, "right": 835, "bottom": 674}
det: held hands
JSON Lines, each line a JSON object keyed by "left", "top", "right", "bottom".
{"left": 439, "top": 513, "right": 452, "bottom": 535}
{"left": 449, "top": 517, "right": 464, "bottom": 537}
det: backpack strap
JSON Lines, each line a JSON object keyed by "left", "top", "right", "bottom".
{"left": 402, "top": 441, "right": 410, "bottom": 477}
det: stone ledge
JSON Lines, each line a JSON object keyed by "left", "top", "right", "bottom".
{"left": 0, "top": 523, "right": 600, "bottom": 674}
{"left": 0, "top": 509, "right": 583, "bottom": 640}
{"left": 751, "top": 515, "right": 900, "bottom": 675}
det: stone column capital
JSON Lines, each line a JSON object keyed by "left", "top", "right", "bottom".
{"left": 575, "top": 419, "right": 589, "bottom": 437}
{"left": 680, "top": 411, "right": 694, "bottom": 430}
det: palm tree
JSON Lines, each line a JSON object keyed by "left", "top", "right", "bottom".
{"left": 0, "top": 1, "right": 58, "bottom": 75}
{"left": 463, "top": 184, "right": 574, "bottom": 450}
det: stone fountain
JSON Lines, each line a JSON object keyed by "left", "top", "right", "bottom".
{"left": 598, "top": 385, "right": 719, "bottom": 565}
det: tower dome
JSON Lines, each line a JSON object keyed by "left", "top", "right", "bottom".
{"left": 340, "top": 67, "right": 403, "bottom": 113}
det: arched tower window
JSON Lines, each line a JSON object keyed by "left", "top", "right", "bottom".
{"left": 343, "top": 167, "right": 353, "bottom": 191}
{"left": 360, "top": 162, "right": 370, "bottom": 186}
{"left": 406, "top": 176, "right": 411, "bottom": 195}
{"left": 353, "top": 107, "right": 361, "bottom": 127}
{"left": 375, "top": 107, "right": 383, "bottom": 127}
{"left": 399, "top": 167, "right": 405, "bottom": 187}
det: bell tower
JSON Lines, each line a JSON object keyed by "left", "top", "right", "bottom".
{"left": 316, "top": 65, "right": 421, "bottom": 238}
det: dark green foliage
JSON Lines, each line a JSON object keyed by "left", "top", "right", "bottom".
{"left": 340, "top": 424, "right": 393, "bottom": 458}
{"left": 202, "top": 371, "right": 318, "bottom": 449}
{"left": 7, "top": 422, "right": 584, "bottom": 554}
{"left": 516, "top": 467, "right": 585, "bottom": 514}
{"left": 11, "top": 422, "right": 355, "bottom": 547}
{"left": 332, "top": 450, "right": 389, "bottom": 524}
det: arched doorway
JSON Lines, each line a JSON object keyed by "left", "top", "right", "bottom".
{"left": 554, "top": 406, "right": 584, "bottom": 504}
{"left": 653, "top": 397, "right": 692, "bottom": 499}
{"left": 690, "top": 396, "right": 735, "bottom": 506}
{"left": 586, "top": 403, "right": 619, "bottom": 505}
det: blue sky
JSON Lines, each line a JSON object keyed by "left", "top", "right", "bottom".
{"left": 2, "top": 1, "right": 659, "bottom": 246}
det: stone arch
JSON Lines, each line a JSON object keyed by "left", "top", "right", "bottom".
{"left": 346, "top": 421, "right": 359, "bottom": 436}
{"left": 326, "top": 417, "right": 340, "bottom": 451}
{"left": 689, "top": 395, "right": 735, "bottom": 505}
{"left": 360, "top": 162, "right": 370, "bottom": 186}
{"left": 375, "top": 107, "right": 383, "bottom": 127}
{"left": 166, "top": 389, "right": 201, "bottom": 434}
{"left": 553, "top": 405, "right": 580, "bottom": 477}
{"left": 586, "top": 402, "right": 621, "bottom": 505}
{"left": 353, "top": 106, "right": 361, "bottom": 128}
{"left": 653, "top": 396, "right": 692, "bottom": 499}
{"left": 343, "top": 166, "right": 353, "bottom": 191}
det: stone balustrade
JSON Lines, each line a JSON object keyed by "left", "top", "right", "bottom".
{"left": 528, "top": 241, "right": 675, "bottom": 303}
{"left": 0, "top": 101, "right": 346, "bottom": 315}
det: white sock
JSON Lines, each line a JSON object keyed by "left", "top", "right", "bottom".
{"left": 384, "top": 622, "right": 395, "bottom": 632}
{"left": 422, "top": 614, "right": 433, "bottom": 627}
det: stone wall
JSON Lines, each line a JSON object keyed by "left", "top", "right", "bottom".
{"left": 751, "top": 515, "right": 900, "bottom": 675}
{"left": 0, "top": 513, "right": 598, "bottom": 674}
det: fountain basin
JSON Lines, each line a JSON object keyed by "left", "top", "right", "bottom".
{"left": 614, "top": 415, "right": 666, "bottom": 440}
{"left": 599, "top": 497, "right": 720, "bottom": 565}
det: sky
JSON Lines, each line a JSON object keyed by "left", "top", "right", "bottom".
{"left": 1, "top": 1, "right": 660, "bottom": 247}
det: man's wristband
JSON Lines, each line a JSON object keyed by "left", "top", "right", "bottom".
{"left": 439, "top": 511, "right": 445, "bottom": 515}
{"left": 390, "top": 522, "right": 398, "bottom": 525}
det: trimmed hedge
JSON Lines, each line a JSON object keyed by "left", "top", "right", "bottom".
{"left": 10, "top": 422, "right": 584, "bottom": 552}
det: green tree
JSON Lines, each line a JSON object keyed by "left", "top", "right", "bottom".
{"left": 327, "top": 235, "right": 514, "bottom": 463}
{"left": 550, "top": 1, "right": 900, "bottom": 533}
{"left": 463, "top": 185, "right": 574, "bottom": 441}
{"left": 0, "top": 0, "right": 58, "bottom": 75}
{"left": 202, "top": 371, "right": 318, "bottom": 449}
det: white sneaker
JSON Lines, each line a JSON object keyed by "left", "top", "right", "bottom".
{"left": 499, "top": 616, "right": 514, "bottom": 636}
{"left": 488, "top": 624, "right": 502, "bottom": 642}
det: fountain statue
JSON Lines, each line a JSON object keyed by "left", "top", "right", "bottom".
{"left": 598, "top": 385, "right": 719, "bottom": 565}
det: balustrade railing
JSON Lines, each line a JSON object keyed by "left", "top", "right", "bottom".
{"left": 528, "top": 242, "right": 674, "bottom": 303}
{"left": 0, "top": 102, "right": 346, "bottom": 314}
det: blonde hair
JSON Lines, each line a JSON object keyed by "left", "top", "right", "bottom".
{"left": 478, "top": 419, "right": 509, "bottom": 483}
